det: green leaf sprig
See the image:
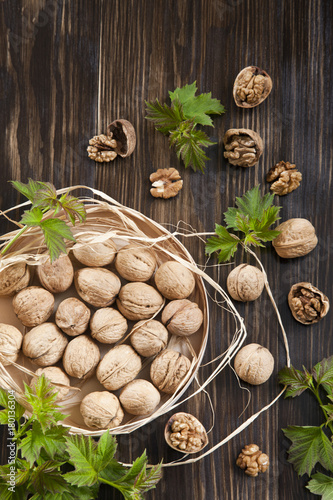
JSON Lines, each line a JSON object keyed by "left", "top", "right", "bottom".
{"left": 278, "top": 356, "right": 333, "bottom": 498}
{"left": 205, "top": 185, "right": 281, "bottom": 262}
{"left": 1, "top": 180, "right": 86, "bottom": 262}
{"left": 0, "top": 376, "right": 162, "bottom": 500}
{"left": 145, "top": 82, "right": 225, "bottom": 173}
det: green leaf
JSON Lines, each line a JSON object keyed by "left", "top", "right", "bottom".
{"left": 145, "top": 99, "right": 184, "bottom": 134}
{"left": 64, "top": 435, "right": 99, "bottom": 487}
{"left": 40, "top": 218, "right": 76, "bottom": 262}
{"left": 0, "top": 480, "right": 29, "bottom": 500}
{"left": 170, "top": 125, "right": 214, "bottom": 172}
{"left": 278, "top": 366, "right": 312, "bottom": 398}
{"left": 313, "top": 356, "right": 333, "bottom": 394}
{"left": 321, "top": 404, "right": 333, "bottom": 422}
{"left": 18, "top": 422, "right": 67, "bottom": 466}
{"left": 24, "top": 377, "right": 67, "bottom": 430}
{"left": 307, "top": 472, "right": 333, "bottom": 499}
{"left": 11, "top": 179, "right": 45, "bottom": 203}
{"left": 30, "top": 461, "right": 69, "bottom": 495}
{"left": 32, "top": 183, "right": 58, "bottom": 210}
{"left": 235, "top": 185, "right": 276, "bottom": 220}
{"left": 205, "top": 224, "right": 239, "bottom": 262}
{"left": 283, "top": 426, "right": 333, "bottom": 476}
{"left": 0, "top": 389, "right": 26, "bottom": 425}
{"left": 20, "top": 207, "right": 43, "bottom": 226}
{"left": 96, "top": 431, "right": 117, "bottom": 470}
{"left": 58, "top": 193, "right": 86, "bottom": 225}
{"left": 169, "top": 81, "right": 197, "bottom": 104}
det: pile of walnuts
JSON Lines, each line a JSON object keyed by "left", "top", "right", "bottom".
{"left": 0, "top": 237, "right": 204, "bottom": 430}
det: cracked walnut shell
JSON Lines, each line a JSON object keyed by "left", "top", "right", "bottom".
{"left": 0, "top": 323, "right": 23, "bottom": 366}
{"left": 80, "top": 391, "right": 124, "bottom": 430}
{"left": 155, "top": 261, "right": 195, "bottom": 300}
{"left": 96, "top": 344, "right": 142, "bottom": 391}
{"left": 130, "top": 320, "right": 168, "bottom": 357}
{"left": 63, "top": 335, "right": 100, "bottom": 379}
{"left": 150, "top": 349, "right": 191, "bottom": 394}
{"left": 12, "top": 286, "right": 54, "bottom": 327}
{"left": 0, "top": 262, "right": 30, "bottom": 296}
{"left": 72, "top": 234, "right": 117, "bottom": 267}
{"left": 272, "top": 218, "right": 318, "bottom": 258}
{"left": 115, "top": 244, "right": 157, "bottom": 282}
{"left": 55, "top": 297, "right": 91, "bottom": 336}
{"left": 266, "top": 161, "right": 302, "bottom": 195}
{"left": 37, "top": 254, "right": 74, "bottom": 293}
{"left": 227, "top": 264, "right": 265, "bottom": 302}
{"left": 161, "top": 299, "right": 203, "bottom": 336}
{"left": 150, "top": 168, "right": 183, "bottom": 199}
{"left": 223, "top": 128, "right": 263, "bottom": 167}
{"left": 288, "top": 282, "right": 329, "bottom": 325}
{"left": 22, "top": 323, "right": 68, "bottom": 367}
{"left": 233, "top": 66, "right": 272, "bottom": 108}
{"left": 90, "top": 307, "right": 128, "bottom": 344}
{"left": 107, "top": 119, "right": 136, "bottom": 158}
{"left": 117, "top": 282, "right": 164, "bottom": 320}
{"left": 165, "top": 412, "right": 208, "bottom": 454}
{"left": 236, "top": 444, "right": 269, "bottom": 476}
{"left": 234, "top": 343, "right": 274, "bottom": 385}
{"left": 119, "top": 379, "right": 161, "bottom": 415}
{"left": 75, "top": 267, "right": 121, "bottom": 307}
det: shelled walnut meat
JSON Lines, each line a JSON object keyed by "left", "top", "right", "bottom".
{"left": 115, "top": 243, "right": 157, "bottom": 282}
{"left": 150, "top": 349, "right": 191, "bottom": 394}
{"left": 288, "top": 282, "right": 330, "bottom": 325}
{"left": 223, "top": 128, "right": 263, "bottom": 168}
{"left": 74, "top": 267, "right": 121, "bottom": 307}
{"left": 161, "top": 299, "right": 203, "bottom": 336}
{"left": 266, "top": 160, "right": 302, "bottom": 196}
{"left": 272, "top": 218, "right": 318, "bottom": 258}
{"left": 62, "top": 335, "right": 100, "bottom": 379}
{"left": 165, "top": 412, "right": 208, "bottom": 454}
{"left": 119, "top": 379, "right": 161, "bottom": 415}
{"left": 96, "top": 344, "right": 142, "bottom": 391}
{"left": 55, "top": 297, "right": 91, "bottom": 336}
{"left": 12, "top": 286, "right": 55, "bottom": 327}
{"left": 236, "top": 444, "right": 270, "bottom": 476}
{"left": 234, "top": 343, "right": 274, "bottom": 385}
{"left": 233, "top": 66, "right": 272, "bottom": 108}
{"left": 0, "top": 324, "right": 23, "bottom": 366}
{"left": 90, "top": 307, "right": 128, "bottom": 344}
{"left": 37, "top": 254, "right": 74, "bottom": 293}
{"left": 72, "top": 234, "right": 117, "bottom": 267}
{"left": 0, "top": 262, "right": 30, "bottom": 296}
{"left": 22, "top": 323, "right": 68, "bottom": 367}
{"left": 130, "top": 319, "right": 168, "bottom": 357}
{"left": 87, "top": 118, "right": 136, "bottom": 162}
{"left": 80, "top": 391, "right": 124, "bottom": 430}
{"left": 149, "top": 168, "right": 183, "bottom": 199}
{"left": 155, "top": 261, "right": 195, "bottom": 300}
{"left": 117, "top": 282, "right": 164, "bottom": 320}
{"left": 227, "top": 264, "right": 265, "bottom": 302}
{"left": 30, "top": 367, "right": 70, "bottom": 401}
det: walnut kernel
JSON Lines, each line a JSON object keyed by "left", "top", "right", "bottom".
{"left": 0, "top": 323, "right": 23, "bottom": 366}
{"left": 37, "top": 254, "right": 74, "bottom": 293}
{"left": 119, "top": 379, "right": 161, "bottom": 415}
{"left": 236, "top": 444, "right": 269, "bottom": 476}
{"left": 30, "top": 367, "right": 70, "bottom": 401}
{"left": 150, "top": 349, "right": 191, "bottom": 394}
{"left": 272, "top": 218, "right": 318, "bottom": 258}
{"left": 75, "top": 267, "right": 121, "bottom": 307}
{"left": 165, "top": 412, "right": 208, "bottom": 454}
{"left": 115, "top": 244, "right": 157, "bottom": 282}
{"left": 80, "top": 391, "right": 124, "bottom": 429}
{"left": 227, "top": 264, "right": 265, "bottom": 302}
{"left": 12, "top": 286, "right": 54, "bottom": 327}
{"left": 72, "top": 234, "right": 117, "bottom": 267}
{"left": 130, "top": 320, "right": 168, "bottom": 357}
{"left": 62, "top": 335, "right": 100, "bottom": 379}
{"left": 266, "top": 161, "right": 302, "bottom": 195}
{"left": 87, "top": 134, "right": 118, "bottom": 162}
{"left": 117, "top": 282, "right": 164, "bottom": 320}
{"left": 155, "top": 261, "right": 195, "bottom": 300}
{"left": 223, "top": 128, "right": 263, "bottom": 167}
{"left": 90, "top": 307, "right": 128, "bottom": 344}
{"left": 233, "top": 66, "right": 272, "bottom": 108}
{"left": 161, "top": 299, "right": 203, "bottom": 336}
{"left": 234, "top": 343, "right": 274, "bottom": 385}
{"left": 288, "top": 282, "right": 329, "bottom": 325}
{"left": 55, "top": 297, "right": 91, "bottom": 336}
{"left": 96, "top": 344, "right": 142, "bottom": 391}
{"left": 149, "top": 168, "right": 183, "bottom": 199}
{"left": 22, "top": 323, "right": 68, "bottom": 367}
{"left": 0, "top": 262, "right": 30, "bottom": 296}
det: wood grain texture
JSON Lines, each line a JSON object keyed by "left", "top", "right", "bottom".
{"left": 1, "top": 0, "right": 333, "bottom": 499}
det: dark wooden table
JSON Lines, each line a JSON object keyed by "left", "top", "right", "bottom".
{"left": 1, "top": 1, "right": 332, "bottom": 499}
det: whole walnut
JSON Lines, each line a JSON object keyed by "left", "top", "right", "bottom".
{"left": 115, "top": 243, "right": 157, "bottom": 282}
{"left": 37, "top": 254, "right": 74, "bottom": 293}
{"left": 0, "top": 262, "right": 30, "bottom": 296}
{"left": 80, "top": 391, "right": 124, "bottom": 430}
{"left": 272, "top": 218, "right": 318, "bottom": 258}
{"left": 96, "top": 344, "right": 142, "bottom": 391}
{"left": 12, "top": 286, "right": 55, "bottom": 327}
{"left": 234, "top": 343, "right": 274, "bottom": 385}
{"left": 62, "top": 335, "right": 100, "bottom": 379}
{"left": 161, "top": 299, "right": 203, "bottom": 336}
{"left": 0, "top": 323, "right": 23, "bottom": 366}
{"left": 227, "top": 264, "right": 265, "bottom": 302}
{"left": 22, "top": 323, "right": 68, "bottom": 367}
{"left": 30, "top": 366, "right": 70, "bottom": 401}
{"left": 130, "top": 320, "right": 168, "bottom": 357}
{"left": 74, "top": 267, "right": 121, "bottom": 307}
{"left": 155, "top": 261, "right": 196, "bottom": 300}
{"left": 55, "top": 297, "right": 91, "bottom": 336}
{"left": 117, "top": 282, "right": 164, "bottom": 320}
{"left": 72, "top": 234, "right": 117, "bottom": 267}
{"left": 119, "top": 379, "right": 161, "bottom": 415}
{"left": 150, "top": 349, "right": 191, "bottom": 394}
{"left": 90, "top": 307, "right": 128, "bottom": 344}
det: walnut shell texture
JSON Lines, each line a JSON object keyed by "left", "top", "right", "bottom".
{"left": 107, "top": 119, "right": 136, "bottom": 157}
{"left": 74, "top": 267, "right": 121, "bottom": 307}
{"left": 272, "top": 218, "right": 318, "bottom": 258}
{"left": 12, "top": 286, "right": 55, "bottom": 327}
{"left": 0, "top": 323, "right": 23, "bottom": 366}
{"left": 90, "top": 307, "right": 128, "bottom": 344}
{"left": 227, "top": 264, "right": 265, "bottom": 302}
{"left": 155, "top": 261, "right": 195, "bottom": 300}
{"left": 117, "top": 282, "right": 164, "bottom": 320}
{"left": 223, "top": 128, "right": 263, "bottom": 168}
{"left": 119, "top": 379, "right": 161, "bottom": 415}
{"left": 80, "top": 391, "right": 124, "bottom": 429}
{"left": 37, "top": 254, "right": 74, "bottom": 293}
{"left": 115, "top": 243, "right": 157, "bottom": 282}
{"left": 161, "top": 299, "right": 203, "bottom": 336}
{"left": 62, "top": 335, "right": 100, "bottom": 379}
{"left": 234, "top": 343, "right": 274, "bottom": 385}
{"left": 31, "top": 367, "right": 70, "bottom": 400}
{"left": 22, "top": 323, "right": 68, "bottom": 367}
{"left": 0, "top": 262, "right": 30, "bottom": 296}
{"left": 55, "top": 297, "right": 91, "bottom": 336}
{"left": 72, "top": 235, "right": 117, "bottom": 267}
{"left": 233, "top": 66, "right": 272, "bottom": 108}
{"left": 96, "top": 344, "right": 142, "bottom": 391}
{"left": 150, "top": 349, "right": 191, "bottom": 394}
{"left": 130, "top": 320, "right": 168, "bottom": 357}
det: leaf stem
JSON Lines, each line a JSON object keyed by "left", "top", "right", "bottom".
{"left": 1, "top": 225, "right": 28, "bottom": 257}
{"left": 311, "top": 385, "right": 333, "bottom": 434}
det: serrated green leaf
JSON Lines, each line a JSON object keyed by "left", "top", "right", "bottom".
{"left": 96, "top": 431, "right": 117, "bottom": 471}
{"left": 20, "top": 207, "right": 43, "bottom": 226}
{"left": 145, "top": 100, "right": 184, "bottom": 134}
{"left": 307, "top": 472, "right": 333, "bottom": 499}
{"left": 39, "top": 218, "right": 76, "bottom": 262}
{"left": 64, "top": 435, "right": 99, "bottom": 487}
{"left": 278, "top": 366, "right": 311, "bottom": 398}
{"left": 321, "top": 404, "right": 333, "bottom": 422}
{"left": 32, "top": 183, "right": 58, "bottom": 210}
{"left": 224, "top": 207, "right": 239, "bottom": 230}
{"left": 169, "top": 81, "right": 197, "bottom": 104}
{"left": 170, "top": 126, "right": 214, "bottom": 172}
{"left": 313, "top": 356, "right": 333, "bottom": 394}
{"left": 58, "top": 193, "right": 86, "bottom": 225}
{"left": 30, "top": 461, "right": 69, "bottom": 495}
{"left": 11, "top": 179, "right": 44, "bottom": 203}
{"left": 235, "top": 185, "right": 275, "bottom": 220}
{"left": 283, "top": 426, "right": 333, "bottom": 476}
{"left": 0, "top": 480, "right": 29, "bottom": 500}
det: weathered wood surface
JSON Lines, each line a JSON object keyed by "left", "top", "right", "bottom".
{"left": 1, "top": 0, "right": 332, "bottom": 498}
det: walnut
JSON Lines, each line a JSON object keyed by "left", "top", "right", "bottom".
{"left": 150, "top": 349, "right": 191, "bottom": 394}
{"left": 62, "top": 335, "right": 100, "bottom": 379}
{"left": 117, "top": 282, "right": 164, "bottom": 320}
{"left": 130, "top": 320, "right": 168, "bottom": 357}
{"left": 87, "top": 134, "right": 118, "bottom": 162}
{"left": 30, "top": 367, "right": 70, "bottom": 401}
{"left": 0, "top": 323, "right": 23, "bottom": 366}
{"left": 233, "top": 66, "right": 272, "bottom": 108}
{"left": 234, "top": 343, "right": 274, "bottom": 385}
{"left": 223, "top": 128, "right": 263, "bottom": 168}
{"left": 12, "top": 286, "right": 54, "bottom": 327}
{"left": 80, "top": 391, "right": 124, "bottom": 430}
{"left": 90, "top": 307, "right": 128, "bottom": 344}
{"left": 115, "top": 243, "right": 157, "bottom": 282}
{"left": 22, "top": 323, "right": 68, "bottom": 367}
{"left": 107, "top": 119, "right": 136, "bottom": 158}
{"left": 74, "top": 267, "right": 121, "bottom": 307}
{"left": 37, "top": 254, "right": 74, "bottom": 293}
{"left": 272, "top": 218, "right": 318, "bottom": 258}
{"left": 119, "top": 379, "right": 161, "bottom": 415}
{"left": 266, "top": 161, "right": 302, "bottom": 195}
{"left": 55, "top": 297, "right": 91, "bottom": 336}
{"left": 96, "top": 344, "right": 142, "bottom": 391}
{"left": 155, "top": 261, "right": 195, "bottom": 300}
{"left": 288, "top": 282, "right": 330, "bottom": 325}
{"left": 72, "top": 234, "right": 117, "bottom": 267}
{"left": 161, "top": 299, "right": 203, "bottom": 336}
{"left": 165, "top": 412, "right": 208, "bottom": 454}
{"left": 236, "top": 444, "right": 270, "bottom": 476}
{"left": 0, "top": 262, "right": 30, "bottom": 296}
{"left": 227, "top": 264, "right": 265, "bottom": 302}
{"left": 149, "top": 168, "right": 183, "bottom": 199}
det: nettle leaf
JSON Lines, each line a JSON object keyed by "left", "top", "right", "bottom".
{"left": 170, "top": 126, "right": 213, "bottom": 172}
{"left": 278, "top": 366, "right": 312, "bottom": 398}
{"left": 18, "top": 422, "right": 67, "bottom": 466}
{"left": 313, "top": 356, "right": 333, "bottom": 394}
{"left": 96, "top": 431, "right": 117, "bottom": 470}
{"left": 307, "top": 472, "right": 333, "bottom": 499}
{"left": 40, "top": 218, "right": 76, "bottom": 263}
{"left": 11, "top": 179, "right": 45, "bottom": 203}
{"left": 64, "top": 434, "right": 99, "bottom": 487}
{"left": 205, "top": 224, "right": 239, "bottom": 262}
{"left": 283, "top": 426, "right": 333, "bottom": 476}
{"left": 20, "top": 207, "right": 43, "bottom": 226}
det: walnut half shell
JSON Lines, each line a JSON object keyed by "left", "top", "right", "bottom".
{"left": 288, "top": 282, "right": 330, "bottom": 325}
{"left": 223, "top": 128, "right": 263, "bottom": 168}
{"left": 165, "top": 412, "right": 208, "bottom": 454}
{"left": 233, "top": 66, "right": 272, "bottom": 108}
